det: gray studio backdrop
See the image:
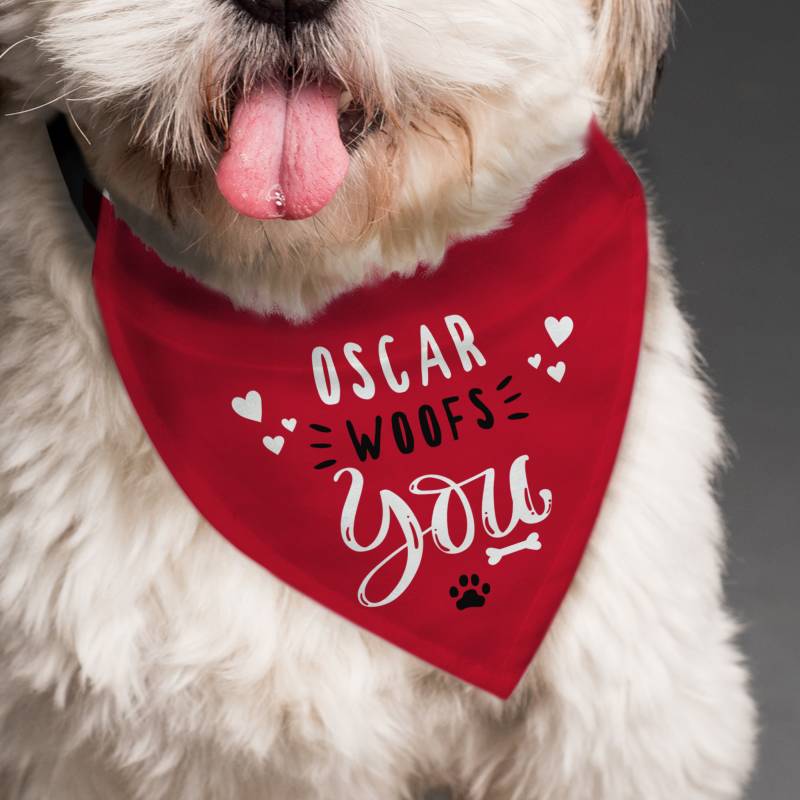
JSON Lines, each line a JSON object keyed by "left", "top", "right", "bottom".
{"left": 634, "top": 1, "right": 799, "bottom": 798}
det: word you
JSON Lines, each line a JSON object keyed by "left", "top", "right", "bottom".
{"left": 334, "top": 454, "right": 552, "bottom": 607}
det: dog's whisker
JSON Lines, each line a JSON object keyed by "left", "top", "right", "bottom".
{"left": 0, "top": 36, "right": 38, "bottom": 62}
{"left": 311, "top": 215, "right": 342, "bottom": 248}
{"left": 4, "top": 90, "right": 72, "bottom": 117}
{"left": 65, "top": 99, "right": 92, "bottom": 146}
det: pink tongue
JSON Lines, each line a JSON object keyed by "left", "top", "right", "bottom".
{"left": 216, "top": 83, "right": 349, "bottom": 220}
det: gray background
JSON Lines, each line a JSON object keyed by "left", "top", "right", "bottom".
{"left": 633, "top": 1, "right": 799, "bottom": 797}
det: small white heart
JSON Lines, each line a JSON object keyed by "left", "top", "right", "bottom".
{"left": 262, "top": 435, "right": 285, "bottom": 455}
{"left": 281, "top": 417, "right": 297, "bottom": 432}
{"left": 545, "top": 316, "right": 574, "bottom": 348}
{"left": 527, "top": 354, "right": 542, "bottom": 369}
{"left": 232, "top": 390, "right": 262, "bottom": 422}
{"left": 547, "top": 361, "right": 566, "bottom": 383}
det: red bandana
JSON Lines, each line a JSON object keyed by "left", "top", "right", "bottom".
{"left": 93, "top": 122, "right": 647, "bottom": 698}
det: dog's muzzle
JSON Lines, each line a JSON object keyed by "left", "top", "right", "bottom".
{"left": 229, "top": 0, "right": 337, "bottom": 26}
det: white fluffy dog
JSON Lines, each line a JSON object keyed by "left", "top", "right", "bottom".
{"left": 0, "top": 1, "right": 757, "bottom": 798}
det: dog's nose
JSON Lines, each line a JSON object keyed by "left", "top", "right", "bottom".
{"left": 230, "top": 0, "right": 337, "bottom": 26}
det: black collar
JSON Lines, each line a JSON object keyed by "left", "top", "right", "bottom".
{"left": 47, "top": 114, "right": 100, "bottom": 241}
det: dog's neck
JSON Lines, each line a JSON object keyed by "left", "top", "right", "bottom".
{"left": 55, "top": 95, "right": 594, "bottom": 321}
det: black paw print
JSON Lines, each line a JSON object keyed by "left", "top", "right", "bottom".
{"left": 449, "top": 574, "right": 491, "bottom": 610}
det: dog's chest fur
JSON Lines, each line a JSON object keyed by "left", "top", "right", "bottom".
{"left": 0, "top": 119, "right": 751, "bottom": 798}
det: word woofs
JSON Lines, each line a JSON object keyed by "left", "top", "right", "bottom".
{"left": 311, "top": 314, "right": 486, "bottom": 405}
{"left": 334, "top": 455, "right": 552, "bottom": 607}
{"left": 346, "top": 389, "right": 495, "bottom": 460}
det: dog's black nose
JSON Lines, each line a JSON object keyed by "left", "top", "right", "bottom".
{"left": 230, "top": 0, "right": 337, "bottom": 26}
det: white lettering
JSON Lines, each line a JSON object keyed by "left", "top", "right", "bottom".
{"left": 445, "top": 313, "right": 486, "bottom": 372}
{"left": 420, "top": 324, "right": 452, "bottom": 387}
{"left": 311, "top": 346, "right": 340, "bottom": 406}
{"left": 334, "top": 455, "right": 551, "bottom": 607}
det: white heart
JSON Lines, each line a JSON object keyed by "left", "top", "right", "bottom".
{"left": 527, "top": 354, "right": 542, "bottom": 369}
{"left": 545, "top": 316, "right": 574, "bottom": 348}
{"left": 281, "top": 417, "right": 297, "bottom": 432}
{"left": 232, "top": 390, "right": 262, "bottom": 422}
{"left": 262, "top": 435, "right": 285, "bottom": 455}
{"left": 547, "top": 361, "right": 566, "bottom": 383}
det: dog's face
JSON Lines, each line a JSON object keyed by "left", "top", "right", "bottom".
{"left": 0, "top": 0, "right": 671, "bottom": 300}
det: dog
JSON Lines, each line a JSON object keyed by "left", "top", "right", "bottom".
{"left": 0, "top": 1, "right": 757, "bottom": 798}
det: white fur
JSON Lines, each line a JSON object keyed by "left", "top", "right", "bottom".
{"left": 0, "top": 0, "right": 756, "bottom": 797}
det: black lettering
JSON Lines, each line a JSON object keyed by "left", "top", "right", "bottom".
{"left": 468, "top": 388, "right": 495, "bottom": 430}
{"left": 418, "top": 404, "right": 443, "bottom": 447}
{"left": 391, "top": 412, "right": 415, "bottom": 454}
{"left": 346, "top": 417, "right": 382, "bottom": 461}
{"left": 442, "top": 396, "right": 464, "bottom": 441}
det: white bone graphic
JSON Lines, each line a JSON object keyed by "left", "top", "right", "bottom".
{"left": 486, "top": 532, "right": 542, "bottom": 566}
